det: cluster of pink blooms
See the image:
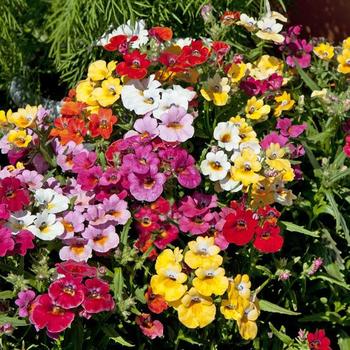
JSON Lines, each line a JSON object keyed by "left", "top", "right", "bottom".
{"left": 279, "top": 25, "right": 313, "bottom": 69}
{"left": 15, "top": 261, "right": 114, "bottom": 338}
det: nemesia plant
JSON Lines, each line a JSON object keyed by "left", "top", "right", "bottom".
{"left": 1, "top": 1, "right": 349, "bottom": 349}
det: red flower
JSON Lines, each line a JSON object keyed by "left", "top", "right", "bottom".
{"left": 307, "top": 329, "right": 332, "bottom": 350}
{"left": 48, "top": 276, "right": 85, "bottom": 309}
{"left": 11, "top": 230, "right": 35, "bottom": 256}
{"left": 211, "top": 41, "right": 231, "bottom": 63}
{"left": 89, "top": 108, "right": 118, "bottom": 139}
{"left": 223, "top": 208, "right": 258, "bottom": 246}
{"left": 220, "top": 11, "right": 240, "bottom": 25}
{"left": 257, "top": 205, "right": 281, "bottom": 225}
{"left": 159, "top": 49, "right": 185, "bottom": 72}
{"left": 343, "top": 135, "right": 350, "bottom": 158}
{"left": 0, "top": 227, "right": 15, "bottom": 257}
{"left": 55, "top": 261, "right": 97, "bottom": 279}
{"left": 149, "top": 27, "right": 173, "bottom": 42}
{"left": 116, "top": 50, "right": 151, "bottom": 79}
{"left": 30, "top": 294, "right": 75, "bottom": 333}
{"left": 82, "top": 278, "right": 115, "bottom": 314}
{"left": 145, "top": 288, "right": 168, "bottom": 314}
{"left": 253, "top": 222, "right": 284, "bottom": 253}
{"left": 136, "top": 313, "right": 164, "bottom": 339}
{"left": 135, "top": 207, "right": 160, "bottom": 232}
{"left": 0, "top": 177, "right": 30, "bottom": 212}
{"left": 104, "top": 34, "right": 137, "bottom": 54}
{"left": 150, "top": 197, "right": 171, "bottom": 215}
{"left": 154, "top": 223, "right": 179, "bottom": 250}
{"left": 178, "top": 40, "right": 210, "bottom": 67}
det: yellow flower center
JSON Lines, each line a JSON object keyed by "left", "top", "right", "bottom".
{"left": 221, "top": 133, "right": 231, "bottom": 143}
{"left": 210, "top": 161, "right": 222, "bottom": 170}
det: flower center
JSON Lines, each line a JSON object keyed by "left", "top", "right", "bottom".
{"left": 144, "top": 97, "right": 154, "bottom": 104}
{"left": 132, "top": 59, "right": 141, "bottom": 68}
{"left": 5, "top": 190, "right": 15, "bottom": 198}
{"left": 143, "top": 178, "right": 155, "bottom": 189}
{"left": 221, "top": 133, "right": 231, "bottom": 143}
{"left": 168, "top": 121, "right": 182, "bottom": 129}
{"left": 236, "top": 219, "right": 247, "bottom": 230}
{"left": 261, "top": 231, "right": 271, "bottom": 240}
{"left": 51, "top": 306, "right": 64, "bottom": 315}
{"left": 141, "top": 217, "right": 152, "bottom": 227}
{"left": 63, "top": 285, "right": 76, "bottom": 296}
{"left": 244, "top": 162, "right": 252, "bottom": 171}
{"left": 210, "top": 161, "right": 222, "bottom": 170}
{"left": 192, "top": 50, "right": 201, "bottom": 57}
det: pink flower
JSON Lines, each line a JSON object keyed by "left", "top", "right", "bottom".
{"left": 55, "top": 261, "right": 97, "bottom": 279}
{"left": 77, "top": 166, "right": 103, "bottom": 191}
{"left": 56, "top": 141, "right": 85, "bottom": 172}
{"left": 17, "top": 170, "right": 44, "bottom": 189}
{"left": 30, "top": 294, "right": 75, "bottom": 333}
{"left": 0, "top": 204, "right": 10, "bottom": 220}
{"left": 135, "top": 207, "right": 160, "bottom": 232}
{"left": 48, "top": 276, "right": 85, "bottom": 309}
{"left": 60, "top": 211, "right": 85, "bottom": 239}
{"left": 128, "top": 170, "right": 166, "bottom": 202}
{"left": 267, "top": 73, "right": 283, "bottom": 91}
{"left": 15, "top": 290, "right": 36, "bottom": 317}
{"left": 100, "top": 167, "right": 121, "bottom": 186}
{"left": 136, "top": 313, "right": 164, "bottom": 339}
{"left": 240, "top": 77, "right": 268, "bottom": 96}
{"left": 59, "top": 238, "right": 92, "bottom": 262}
{"left": 85, "top": 204, "right": 108, "bottom": 226}
{"left": 260, "top": 132, "right": 288, "bottom": 150}
{"left": 344, "top": 135, "right": 350, "bottom": 157}
{"left": 127, "top": 115, "right": 159, "bottom": 139}
{"left": 82, "top": 278, "right": 115, "bottom": 314}
{"left": 102, "top": 194, "right": 131, "bottom": 225}
{"left": 0, "top": 177, "right": 30, "bottom": 212}
{"left": 154, "top": 223, "right": 179, "bottom": 249}
{"left": 0, "top": 227, "right": 15, "bottom": 257}
{"left": 276, "top": 118, "right": 307, "bottom": 138}
{"left": 158, "top": 106, "right": 194, "bottom": 142}
{"left": 177, "top": 193, "right": 217, "bottom": 218}
{"left": 178, "top": 212, "right": 213, "bottom": 235}
{"left": 11, "top": 230, "right": 35, "bottom": 256}
{"left": 82, "top": 225, "right": 119, "bottom": 253}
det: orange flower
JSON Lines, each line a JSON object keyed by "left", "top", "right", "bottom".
{"left": 145, "top": 287, "right": 168, "bottom": 314}
{"left": 88, "top": 109, "right": 117, "bottom": 139}
{"left": 60, "top": 101, "right": 86, "bottom": 117}
{"left": 149, "top": 27, "right": 173, "bottom": 42}
{"left": 54, "top": 118, "right": 87, "bottom": 145}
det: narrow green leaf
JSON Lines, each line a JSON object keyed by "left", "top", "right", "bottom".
{"left": 111, "top": 336, "right": 135, "bottom": 347}
{"left": 259, "top": 299, "right": 300, "bottom": 316}
{"left": 338, "top": 331, "right": 350, "bottom": 350}
{"left": 310, "top": 274, "right": 350, "bottom": 290}
{"left": 112, "top": 267, "right": 124, "bottom": 301}
{"left": 0, "top": 315, "right": 27, "bottom": 327}
{"left": 281, "top": 221, "right": 319, "bottom": 237}
{"left": 294, "top": 61, "right": 320, "bottom": 91}
{"left": 268, "top": 323, "right": 293, "bottom": 345}
{"left": 0, "top": 290, "right": 14, "bottom": 299}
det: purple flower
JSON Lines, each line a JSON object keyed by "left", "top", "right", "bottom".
{"left": 17, "top": 170, "right": 44, "bottom": 189}
{"left": 85, "top": 204, "right": 108, "bottom": 226}
{"left": 102, "top": 194, "right": 131, "bottom": 225}
{"left": 240, "top": 77, "right": 268, "bottom": 96}
{"left": 128, "top": 170, "right": 166, "bottom": 202}
{"left": 59, "top": 211, "right": 85, "bottom": 239}
{"left": 158, "top": 106, "right": 194, "bottom": 143}
{"left": 100, "top": 167, "right": 121, "bottom": 186}
{"left": 288, "top": 143, "right": 305, "bottom": 158}
{"left": 276, "top": 118, "right": 307, "bottom": 138}
{"left": 82, "top": 225, "right": 119, "bottom": 253}
{"left": 56, "top": 141, "right": 85, "bottom": 172}
{"left": 308, "top": 257, "right": 324, "bottom": 275}
{"left": 260, "top": 132, "right": 288, "bottom": 150}
{"left": 131, "top": 115, "right": 159, "bottom": 139}
{"left": 15, "top": 290, "right": 36, "bottom": 317}
{"left": 267, "top": 73, "right": 283, "bottom": 91}
{"left": 200, "top": 4, "right": 213, "bottom": 21}
{"left": 122, "top": 144, "right": 160, "bottom": 175}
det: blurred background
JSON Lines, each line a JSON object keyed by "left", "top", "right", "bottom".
{"left": 0, "top": 0, "right": 349, "bottom": 111}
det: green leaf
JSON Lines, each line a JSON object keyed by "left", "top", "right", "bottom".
{"left": 112, "top": 267, "right": 124, "bottom": 302}
{"left": 259, "top": 300, "right": 301, "bottom": 316}
{"left": 120, "top": 218, "right": 132, "bottom": 247}
{"left": 294, "top": 61, "right": 320, "bottom": 91}
{"left": 0, "top": 290, "right": 14, "bottom": 299}
{"left": 310, "top": 274, "right": 350, "bottom": 290}
{"left": 281, "top": 221, "right": 319, "bottom": 237}
{"left": 338, "top": 331, "right": 350, "bottom": 350}
{"left": 111, "top": 336, "right": 135, "bottom": 347}
{"left": 0, "top": 315, "right": 27, "bottom": 327}
{"left": 268, "top": 323, "right": 293, "bottom": 345}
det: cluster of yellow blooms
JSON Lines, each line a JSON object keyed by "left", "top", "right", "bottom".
{"left": 76, "top": 60, "right": 122, "bottom": 111}
{"left": 0, "top": 105, "right": 38, "bottom": 149}
{"left": 150, "top": 237, "right": 259, "bottom": 339}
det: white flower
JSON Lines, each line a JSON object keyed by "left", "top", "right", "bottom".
{"left": 256, "top": 17, "right": 284, "bottom": 43}
{"left": 34, "top": 188, "right": 69, "bottom": 214}
{"left": 213, "top": 122, "right": 241, "bottom": 151}
{"left": 28, "top": 211, "right": 64, "bottom": 241}
{"left": 238, "top": 14, "right": 257, "bottom": 31}
{"left": 200, "top": 150, "right": 230, "bottom": 181}
{"left": 153, "top": 85, "right": 196, "bottom": 119}
{"left": 231, "top": 141, "right": 261, "bottom": 162}
{"left": 121, "top": 75, "right": 162, "bottom": 115}
{"left": 174, "top": 38, "right": 192, "bottom": 48}
{"left": 97, "top": 20, "right": 148, "bottom": 48}
{"left": 6, "top": 211, "right": 36, "bottom": 234}
{"left": 219, "top": 175, "right": 243, "bottom": 192}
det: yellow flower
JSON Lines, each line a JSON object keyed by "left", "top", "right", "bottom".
{"left": 274, "top": 92, "right": 295, "bottom": 117}
{"left": 184, "top": 236, "right": 222, "bottom": 269}
{"left": 337, "top": 49, "right": 350, "bottom": 74}
{"left": 275, "top": 188, "right": 297, "bottom": 206}
{"left": 92, "top": 77, "right": 122, "bottom": 107}
{"left": 9, "top": 105, "right": 38, "bottom": 128}
{"left": 0, "top": 109, "right": 12, "bottom": 127}
{"left": 176, "top": 288, "right": 216, "bottom": 328}
{"left": 88, "top": 60, "right": 116, "bottom": 81}
{"left": 237, "top": 301, "right": 260, "bottom": 340}
{"left": 220, "top": 292, "right": 250, "bottom": 321}
{"left": 231, "top": 148, "right": 263, "bottom": 186}
{"left": 342, "top": 37, "right": 350, "bottom": 49}
{"left": 245, "top": 97, "right": 270, "bottom": 120}
{"left": 76, "top": 80, "right": 98, "bottom": 105}
{"left": 175, "top": 69, "right": 199, "bottom": 84}
{"left": 311, "top": 88, "right": 327, "bottom": 99}
{"left": 231, "top": 274, "right": 251, "bottom": 299}
{"left": 6, "top": 162, "right": 25, "bottom": 172}
{"left": 7, "top": 130, "right": 32, "bottom": 148}
{"left": 193, "top": 261, "right": 228, "bottom": 296}
{"left": 313, "top": 43, "right": 334, "bottom": 61}
{"left": 151, "top": 249, "right": 187, "bottom": 302}
{"left": 251, "top": 178, "right": 276, "bottom": 209}
{"left": 248, "top": 55, "right": 284, "bottom": 80}
{"left": 200, "top": 74, "right": 230, "bottom": 106}
{"left": 227, "top": 63, "right": 247, "bottom": 83}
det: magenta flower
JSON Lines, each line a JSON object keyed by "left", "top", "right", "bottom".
{"left": 177, "top": 193, "right": 217, "bottom": 218}
{"left": 260, "top": 132, "right": 288, "bottom": 150}
{"left": 122, "top": 144, "right": 160, "bottom": 174}
{"left": 0, "top": 204, "right": 10, "bottom": 220}
{"left": 0, "top": 227, "right": 15, "bottom": 257}
{"left": 276, "top": 118, "right": 307, "bottom": 138}
{"left": 267, "top": 73, "right": 283, "bottom": 91}
{"left": 179, "top": 212, "right": 213, "bottom": 235}
{"left": 154, "top": 223, "right": 179, "bottom": 249}
{"left": 285, "top": 39, "right": 313, "bottom": 68}
{"left": 102, "top": 194, "right": 131, "bottom": 225}
{"left": 158, "top": 106, "right": 194, "bottom": 142}
{"left": 12, "top": 230, "right": 35, "bottom": 256}
{"left": 77, "top": 166, "right": 103, "bottom": 191}
{"left": 72, "top": 151, "right": 97, "bottom": 173}
{"left": 48, "top": 276, "right": 85, "bottom": 309}
{"left": 85, "top": 204, "right": 108, "bottom": 226}
{"left": 240, "top": 77, "right": 268, "bottom": 96}
{"left": 15, "top": 290, "right": 36, "bottom": 317}
{"left": 59, "top": 238, "right": 93, "bottom": 262}
{"left": 128, "top": 170, "right": 166, "bottom": 202}
{"left": 100, "top": 167, "right": 121, "bottom": 186}
{"left": 82, "top": 225, "right": 119, "bottom": 253}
